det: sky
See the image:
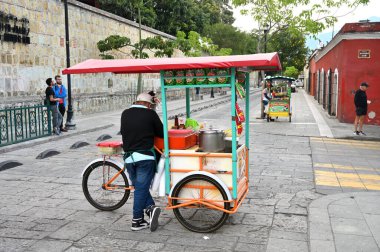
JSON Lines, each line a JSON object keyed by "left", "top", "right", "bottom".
{"left": 232, "top": 0, "right": 380, "bottom": 35}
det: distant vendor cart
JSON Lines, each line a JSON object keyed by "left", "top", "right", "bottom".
{"left": 265, "top": 76, "right": 294, "bottom": 122}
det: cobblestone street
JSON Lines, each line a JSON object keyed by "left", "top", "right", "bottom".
{"left": 0, "top": 90, "right": 379, "bottom": 251}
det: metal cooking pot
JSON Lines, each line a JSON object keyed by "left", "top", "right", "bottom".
{"left": 198, "top": 129, "right": 225, "bottom": 152}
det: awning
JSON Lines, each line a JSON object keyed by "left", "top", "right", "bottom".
{"left": 62, "top": 53, "right": 282, "bottom": 75}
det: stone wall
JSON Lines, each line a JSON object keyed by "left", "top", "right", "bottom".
{"left": 0, "top": 0, "right": 183, "bottom": 114}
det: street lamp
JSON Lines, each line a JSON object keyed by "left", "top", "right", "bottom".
{"left": 64, "top": 0, "right": 75, "bottom": 129}
{"left": 259, "top": 23, "right": 270, "bottom": 118}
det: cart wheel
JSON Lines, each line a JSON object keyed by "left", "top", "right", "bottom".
{"left": 82, "top": 161, "right": 130, "bottom": 211}
{"left": 171, "top": 174, "right": 230, "bottom": 233}
{"left": 289, "top": 116, "right": 291, "bottom": 122}
{"left": 267, "top": 116, "right": 270, "bottom": 122}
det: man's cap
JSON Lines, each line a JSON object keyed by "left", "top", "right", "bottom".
{"left": 360, "top": 82, "right": 369, "bottom": 87}
{"left": 136, "top": 93, "right": 154, "bottom": 104}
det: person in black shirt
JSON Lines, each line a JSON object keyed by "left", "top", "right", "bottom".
{"left": 45, "top": 78, "right": 63, "bottom": 135}
{"left": 353, "top": 82, "right": 371, "bottom": 135}
{"left": 121, "top": 93, "right": 164, "bottom": 232}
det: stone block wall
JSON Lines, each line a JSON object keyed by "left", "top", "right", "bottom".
{"left": 0, "top": 0, "right": 183, "bottom": 114}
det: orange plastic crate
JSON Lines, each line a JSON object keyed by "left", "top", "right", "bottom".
{"left": 155, "top": 132, "right": 197, "bottom": 150}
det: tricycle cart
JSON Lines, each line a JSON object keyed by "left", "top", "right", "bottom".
{"left": 265, "top": 76, "right": 294, "bottom": 122}
{"left": 63, "top": 53, "right": 281, "bottom": 232}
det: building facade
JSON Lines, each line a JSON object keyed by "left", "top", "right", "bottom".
{"left": 307, "top": 22, "right": 380, "bottom": 125}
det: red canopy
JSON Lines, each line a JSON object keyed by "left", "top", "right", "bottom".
{"left": 62, "top": 53, "right": 281, "bottom": 75}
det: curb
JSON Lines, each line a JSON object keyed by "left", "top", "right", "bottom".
{"left": 335, "top": 136, "right": 380, "bottom": 142}
{"left": 0, "top": 124, "right": 114, "bottom": 154}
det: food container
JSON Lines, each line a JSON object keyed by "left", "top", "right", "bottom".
{"left": 185, "top": 69, "right": 195, "bottom": 85}
{"left": 154, "top": 129, "right": 197, "bottom": 150}
{"left": 217, "top": 69, "right": 229, "bottom": 84}
{"left": 207, "top": 68, "right": 217, "bottom": 84}
{"left": 164, "top": 70, "right": 174, "bottom": 85}
{"left": 175, "top": 70, "right": 185, "bottom": 85}
{"left": 96, "top": 141, "right": 123, "bottom": 155}
{"left": 195, "top": 69, "right": 206, "bottom": 84}
{"left": 198, "top": 129, "right": 225, "bottom": 153}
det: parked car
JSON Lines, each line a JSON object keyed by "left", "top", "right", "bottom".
{"left": 294, "top": 79, "right": 303, "bottom": 87}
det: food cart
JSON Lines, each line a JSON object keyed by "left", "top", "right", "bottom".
{"left": 63, "top": 53, "right": 281, "bottom": 232}
{"left": 265, "top": 76, "right": 294, "bottom": 122}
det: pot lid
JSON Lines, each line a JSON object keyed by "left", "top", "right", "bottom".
{"left": 200, "top": 129, "right": 224, "bottom": 134}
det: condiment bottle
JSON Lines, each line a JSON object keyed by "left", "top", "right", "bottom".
{"left": 174, "top": 115, "right": 179, "bottom": 129}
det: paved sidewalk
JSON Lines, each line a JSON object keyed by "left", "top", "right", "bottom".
{"left": 309, "top": 192, "right": 380, "bottom": 252}
{"left": 301, "top": 88, "right": 380, "bottom": 251}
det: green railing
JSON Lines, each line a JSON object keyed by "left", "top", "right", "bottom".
{"left": 0, "top": 105, "right": 52, "bottom": 147}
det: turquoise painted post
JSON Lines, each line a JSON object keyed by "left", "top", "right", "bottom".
{"left": 245, "top": 72, "right": 250, "bottom": 183}
{"left": 160, "top": 71, "right": 171, "bottom": 195}
{"left": 245, "top": 72, "right": 250, "bottom": 149}
{"left": 186, "top": 88, "right": 190, "bottom": 118}
{"left": 230, "top": 67, "right": 237, "bottom": 199}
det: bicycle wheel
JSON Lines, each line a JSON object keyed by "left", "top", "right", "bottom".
{"left": 171, "top": 174, "right": 230, "bottom": 233}
{"left": 82, "top": 161, "right": 130, "bottom": 211}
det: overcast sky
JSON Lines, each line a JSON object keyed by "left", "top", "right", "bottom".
{"left": 233, "top": 1, "right": 380, "bottom": 34}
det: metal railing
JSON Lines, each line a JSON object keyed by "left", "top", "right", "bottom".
{"left": 0, "top": 105, "right": 52, "bottom": 147}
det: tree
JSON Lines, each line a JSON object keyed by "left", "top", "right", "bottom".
{"left": 176, "top": 31, "right": 232, "bottom": 57}
{"left": 267, "top": 28, "right": 308, "bottom": 72}
{"left": 203, "top": 23, "right": 257, "bottom": 55}
{"left": 97, "top": 35, "right": 175, "bottom": 59}
{"left": 98, "top": 0, "right": 235, "bottom": 36}
{"left": 232, "top": 0, "right": 369, "bottom": 118}
{"left": 283, "top": 66, "right": 299, "bottom": 79}
{"left": 98, "top": 0, "right": 156, "bottom": 27}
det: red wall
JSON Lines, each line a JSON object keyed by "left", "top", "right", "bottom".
{"left": 313, "top": 39, "right": 380, "bottom": 125}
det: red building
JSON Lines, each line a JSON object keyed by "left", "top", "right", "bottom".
{"left": 307, "top": 22, "right": 380, "bottom": 125}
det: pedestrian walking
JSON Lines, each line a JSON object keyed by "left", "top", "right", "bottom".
{"left": 120, "top": 93, "right": 164, "bottom": 232}
{"left": 353, "top": 82, "right": 371, "bottom": 135}
{"left": 45, "top": 78, "right": 62, "bottom": 135}
{"left": 54, "top": 75, "right": 68, "bottom": 132}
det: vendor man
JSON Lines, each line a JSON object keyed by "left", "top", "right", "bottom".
{"left": 120, "top": 93, "right": 164, "bottom": 231}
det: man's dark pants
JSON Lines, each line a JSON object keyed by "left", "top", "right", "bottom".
{"left": 126, "top": 160, "right": 156, "bottom": 219}
{"left": 58, "top": 104, "right": 66, "bottom": 130}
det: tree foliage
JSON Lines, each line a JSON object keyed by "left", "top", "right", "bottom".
{"left": 283, "top": 66, "right": 299, "bottom": 79}
{"left": 203, "top": 23, "right": 257, "bottom": 55}
{"left": 98, "top": 0, "right": 235, "bottom": 36}
{"left": 97, "top": 35, "right": 175, "bottom": 59}
{"left": 176, "top": 31, "right": 232, "bottom": 57}
{"left": 267, "top": 29, "right": 308, "bottom": 71}
{"left": 232, "top": 0, "right": 369, "bottom": 37}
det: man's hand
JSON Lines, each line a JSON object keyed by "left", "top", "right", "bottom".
{"left": 367, "top": 100, "right": 371, "bottom": 104}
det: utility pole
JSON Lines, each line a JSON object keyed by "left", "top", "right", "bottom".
{"left": 136, "top": 3, "right": 143, "bottom": 95}
{"left": 64, "top": 0, "right": 76, "bottom": 129}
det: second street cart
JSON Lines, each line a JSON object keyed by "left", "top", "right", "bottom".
{"left": 265, "top": 75, "right": 294, "bottom": 122}
{"left": 63, "top": 53, "right": 282, "bottom": 232}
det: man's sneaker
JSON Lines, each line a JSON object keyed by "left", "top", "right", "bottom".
{"left": 359, "top": 131, "right": 366, "bottom": 136}
{"left": 353, "top": 131, "right": 359, "bottom": 136}
{"left": 146, "top": 206, "right": 161, "bottom": 232}
{"left": 131, "top": 218, "right": 149, "bottom": 231}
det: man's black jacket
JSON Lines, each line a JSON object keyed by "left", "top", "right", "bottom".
{"left": 121, "top": 106, "right": 164, "bottom": 156}
{"left": 354, "top": 89, "right": 367, "bottom": 108}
